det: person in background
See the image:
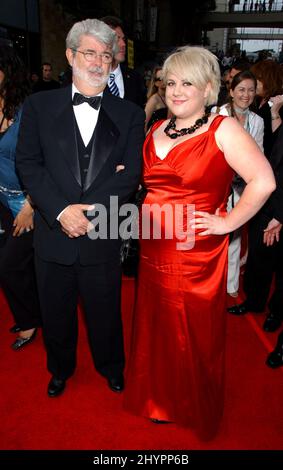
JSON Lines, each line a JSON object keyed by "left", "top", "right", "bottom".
{"left": 228, "top": 60, "right": 283, "bottom": 318}
{"left": 250, "top": 59, "right": 282, "bottom": 157}
{"left": 143, "top": 68, "right": 152, "bottom": 90}
{"left": 228, "top": 93, "right": 283, "bottom": 329}
{"left": 216, "top": 68, "right": 231, "bottom": 107}
{"left": 29, "top": 71, "right": 39, "bottom": 89}
{"left": 0, "top": 45, "right": 41, "bottom": 350}
{"left": 217, "top": 60, "right": 251, "bottom": 106}
{"left": 145, "top": 66, "right": 167, "bottom": 131}
{"left": 32, "top": 62, "right": 60, "bottom": 93}
{"left": 101, "top": 16, "right": 146, "bottom": 107}
{"left": 16, "top": 19, "right": 144, "bottom": 398}
{"left": 124, "top": 46, "right": 275, "bottom": 439}
{"left": 228, "top": 60, "right": 251, "bottom": 87}
{"left": 213, "top": 70, "right": 264, "bottom": 297}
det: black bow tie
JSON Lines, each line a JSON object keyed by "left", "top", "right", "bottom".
{"left": 72, "top": 92, "right": 101, "bottom": 110}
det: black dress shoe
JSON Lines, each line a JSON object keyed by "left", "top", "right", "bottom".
{"left": 47, "top": 376, "right": 66, "bottom": 397}
{"left": 9, "top": 324, "right": 21, "bottom": 334}
{"left": 107, "top": 375, "right": 124, "bottom": 393}
{"left": 11, "top": 329, "right": 37, "bottom": 351}
{"left": 227, "top": 302, "right": 248, "bottom": 315}
{"left": 263, "top": 312, "right": 282, "bottom": 333}
{"left": 266, "top": 334, "right": 283, "bottom": 369}
{"left": 227, "top": 301, "right": 263, "bottom": 316}
{"left": 150, "top": 418, "right": 171, "bottom": 424}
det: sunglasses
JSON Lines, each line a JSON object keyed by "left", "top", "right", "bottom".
{"left": 155, "top": 77, "right": 162, "bottom": 82}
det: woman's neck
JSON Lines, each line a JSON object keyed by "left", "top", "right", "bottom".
{"left": 234, "top": 105, "right": 249, "bottom": 116}
{"left": 175, "top": 110, "right": 206, "bottom": 127}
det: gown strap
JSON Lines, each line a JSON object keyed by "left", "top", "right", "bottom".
{"left": 209, "top": 114, "right": 227, "bottom": 132}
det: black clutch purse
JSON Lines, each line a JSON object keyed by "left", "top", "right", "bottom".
{"left": 120, "top": 186, "right": 147, "bottom": 276}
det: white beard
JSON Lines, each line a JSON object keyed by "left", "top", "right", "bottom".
{"left": 72, "top": 63, "right": 109, "bottom": 88}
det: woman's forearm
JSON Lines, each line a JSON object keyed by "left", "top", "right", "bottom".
{"left": 224, "top": 178, "right": 275, "bottom": 232}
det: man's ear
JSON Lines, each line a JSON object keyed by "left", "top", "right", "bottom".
{"left": 66, "top": 48, "right": 74, "bottom": 67}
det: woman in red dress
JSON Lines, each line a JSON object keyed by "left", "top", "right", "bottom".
{"left": 123, "top": 46, "right": 275, "bottom": 439}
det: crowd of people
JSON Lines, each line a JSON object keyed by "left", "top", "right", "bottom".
{"left": 1, "top": 14, "right": 283, "bottom": 440}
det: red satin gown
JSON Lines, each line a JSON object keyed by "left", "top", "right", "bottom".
{"left": 124, "top": 115, "right": 234, "bottom": 439}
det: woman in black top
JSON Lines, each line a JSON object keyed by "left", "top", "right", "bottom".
{"left": 0, "top": 45, "right": 41, "bottom": 350}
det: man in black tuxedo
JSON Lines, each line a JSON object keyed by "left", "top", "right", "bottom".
{"left": 101, "top": 16, "right": 146, "bottom": 107}
{"left": 16, "top": 19, "right": 145, "bottom": 397}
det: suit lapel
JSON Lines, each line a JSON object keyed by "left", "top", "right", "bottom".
{"left": 53, "top": 87, "right": 81, "bottom": 187}
{"left": 52, "top": 87, "right": 120, "bottom": 192}
{"left": 83, "top": 101, "right": 120, "bottom": 192}
{"left": 121, "top": 64, "right": 130, "bottom": 99}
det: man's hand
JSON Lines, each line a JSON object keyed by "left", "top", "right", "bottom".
{"left": 263, "top": 218, "right": 282, "bottom": 246}
{"left": 59, "top": 204, "right": 94, "bottom": 238}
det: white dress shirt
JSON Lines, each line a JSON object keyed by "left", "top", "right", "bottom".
{"left": 72, "top": 84, "right": 102, "bottom": 146}
{"left": 109, "top": 64, "right": 125, "bottom": 98}
{"left": 57, "top": 84, "right": 102, "bottom": 220}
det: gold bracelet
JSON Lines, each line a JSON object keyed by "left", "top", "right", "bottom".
{"left": 271, "top": 114, "right": 280, "bottom": 120}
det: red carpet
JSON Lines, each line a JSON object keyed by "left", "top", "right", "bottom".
{"left": 0, "top": 279, "right": 283, "bottom": 450}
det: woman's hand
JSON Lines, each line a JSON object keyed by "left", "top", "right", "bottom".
{"left": 269, "top": 94, "right": 283, "bottom": 115}
{"left": 263, "top": 218, "right": 282, "bottom": 246}
{"left": 12, "top": 200, "right": 34, "bottom": 237}
{"left": 190, "top": 209, "right": 232, "bottom": 236}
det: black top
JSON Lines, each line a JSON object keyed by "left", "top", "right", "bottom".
{"left": 254, "top": 98, "right": 283, "bottom": 158}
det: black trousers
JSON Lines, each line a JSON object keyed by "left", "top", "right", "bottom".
{"left": 35, "top": 255, "right": 125, "bottom": 381}
{"left": 0, "top": 202, "right": 41, "bottom": 330}
{"left": 243, "top": 212, "right": 283, "bottom": 315}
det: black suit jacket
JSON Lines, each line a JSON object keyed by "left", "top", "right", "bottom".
{"left": 121, "top": 64, "right": 146, "bottom": 108}
{"left": 16, "top": 86, "right": 145, "bottom": 265}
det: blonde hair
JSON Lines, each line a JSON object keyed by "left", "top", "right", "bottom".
{"left": 162, "top": 46, "right": 220, "bottom": 105}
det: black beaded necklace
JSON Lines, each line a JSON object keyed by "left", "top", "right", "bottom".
{"left": 164, "top": 111, "right": 211, "bottom": 139}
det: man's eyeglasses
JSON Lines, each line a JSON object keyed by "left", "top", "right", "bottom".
{"left": 72, "top": 49, "right": 113, "bottom": 64}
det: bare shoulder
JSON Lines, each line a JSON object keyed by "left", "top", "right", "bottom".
{"left": 214, "top": 114, "right": 239, "bottom": 129}
{"left": 149, "top": 93, "right": 160, "bottom": 105}
{"left": 215, "top": 115, "right": 244, "bottom": 137}
{"left": 214, "top": 115, "right": 245, "bottom": 151}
